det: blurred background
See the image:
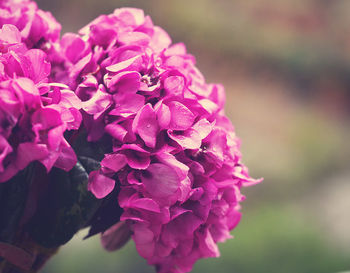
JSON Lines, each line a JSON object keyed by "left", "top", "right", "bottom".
{"left": 37, "top": 0, "right": 350, "bottom": 272}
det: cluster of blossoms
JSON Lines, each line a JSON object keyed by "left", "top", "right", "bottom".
{"left": 51, "top": 8, "right": 261, "bottom": 273}
{"left": 0, "top": 5, "right": 81, "bottom": 182}
{"left": 0, "top": 1, "right": 261, "bottom": 272}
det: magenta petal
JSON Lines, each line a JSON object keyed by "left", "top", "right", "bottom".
{"left": 114, "top": 8, "right": 145, "bottom": 26}
{"left": 132, "top": 104, "right": 158, "bottom": 148}
{"left": 105, "top": 123, "right": 128, "bottom": 141}
{"left": 16, "top": 143, "right": 48, "bottom": 170}
{"left": 127, "top": 171, "right": 142, "bottom": 185}
{"left": 38, "top": 151, "right": 60, "bottom": 172}
{"left": 118, "top": 144, "right": 150, "bottom": 169}
{"left": 209, "top": 84, "right": 226, "bottom": 109}
{"left": 82, "top": 85, "right": 111, "bottom": 115}
{"left": 90, "top": 24, "right": 117, "bottom": 48}
{"left": 69, "top": 52, "right": 92, "bottom": 80}
{"left": 149, "top": 26, "right": 172, "bottom": 52}
{"left": 54, "top": 140, "right": 77, "bottom": 171}
{"left": 233, "top": 165, "right": 263, "bottom": 187}
{"left": 31, "top": 107, "right": 62, "bottom": 131}
{"left": 164, "top": 75, "right": 185, "bottom": 97}
{"left": 118, "top": 31, "right": 150, "bottom": 46}
{"left": 133, "top": 223, "right": 155, "bottom": 259}
{"left": 13, "top": 78, "right": 41, "bottom": 107}
{"left": 168, "top": 128, "right": 202, "bottom": 150}
{"left": 170, "top": 207, "right": 191, "bottom": 220}
{"left": 157, "top": 153, "right": 189, "bottom": 180}
{"left": 0, "top": 164, "right": 17, "bottom": 183}
{"left": 193, "top": 119, "right": 214, "bottom": 139}
{"left": 106, "top": 55, "right": 141, "bottom": 73}
{"left": 0, "top": 24, "right": 21, "bottom": 45}
{"left": 88, "top": 170, "right": 115, "bottom": 199}
{"left": 101, "top": 153, "right": 127, "bottom": 172}
{"left": 133, "top": 224, "right": 154, "bottom": 246}
{"left": 0, "top": 136, "right": 12, "bottom": 172}
{"left": 167, "top": 101, "right": 195, "bottom": 130}
{"left": 164, "top": 212, "right": 202, "bottom": 241}
{"left": 107, "top": 71, "right": 141, "bottom": 93}
{"left": 118, "top": 144, "right": 149, "bottom": 154}
{"left": 59, "top": 89, "right": 82, "bottom": 109}
{"left": 155, "top": 102, "right": 171, "bottom": 129}
{"left": 111, "top": 93, "right": 144, "bottom": 117}
{"left": 85, "top": 112, "right": 106, "bottom": 142}
{"left": 60, "top": 33, "right": 87, "bottom": 64}
{"left": 197, "top": 229, "right": 220, "bottom": 257}
{"left": 205, "top": 129, "right": 226, "bottom": 162}
{"left": 101, "top": 222, "right": 132, "bottom": 252}
{"left": 198, "top": 99, "right": 219, "bottom": 115}
{"left": 0, "top": 87, "right": 20, "bottom": 117}
{"left": 24, "top": 49, "right": 50, "bottom": 84}
{"left": 179, "top": 177, "right": 192, "bottom": 202}
{"left": 164, "top": 42, "right": 187, "bottom": 56}
{"left": 75, "top": 75, "right": 98, "bottom": 101}
{"left": 129, "top": 198, "right": 161, "bottom": 212}
{"left": 142, "top": 163, "right": 180, "bottom": 198}
{"left": 124, "top": 151, "right": 150, "bottom": 170}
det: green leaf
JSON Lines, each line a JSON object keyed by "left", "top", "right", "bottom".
{"left": 27, "top": 159, "right": 102, "bottom": 248}
{"left": 0, "top": 164, "right": 35, "bottom": 243}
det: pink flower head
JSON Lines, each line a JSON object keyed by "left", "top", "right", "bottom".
{"left": 53, "top": 8, "right": 262, "bottom": 273}
{"left": 0, "top": 24, "right": 81, "bottom": 182}
{"left": 0, "top": 0, "right": 61, "bottom": 49}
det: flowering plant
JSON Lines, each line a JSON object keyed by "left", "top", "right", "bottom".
{"left": 0, "top": 2, "right": 261, "bottom": 273}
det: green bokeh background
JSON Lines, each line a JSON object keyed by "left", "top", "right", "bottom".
{"left": 35, "top": 1, "right": 350, "bottom": 272}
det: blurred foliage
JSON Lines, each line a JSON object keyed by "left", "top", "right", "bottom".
{"left": 36, "top": 0, "right": 350, "bottom": 272}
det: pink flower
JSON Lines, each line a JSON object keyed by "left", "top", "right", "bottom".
{"left": 53, "top": 8, "right": 261, "bottom": 273}
{"left": 0, "top": 0, "right": 61, "bottom": 49}
{"left": 0, "top": 24, "right": 81, "bottom": 182}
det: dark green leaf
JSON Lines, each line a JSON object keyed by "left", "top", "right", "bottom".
{"left": 27, "top": 159, "right": 102, "bottom": 248}
{"left": 0, "top": 164, "right": 35, "bottom": 243}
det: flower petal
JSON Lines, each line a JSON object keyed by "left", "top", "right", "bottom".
{"left": 167, "top": 101, "right": 195, "bottom": 130}
{"left": 88, "top": 170, "right": 115, "bottom": 199}
{"left": 168, "top": 128, "right": 201, "bottom": 150}
{"left": 142, "top": 163, "right": 180, "bottom": 198}
{"left": 101, "top": 153, "right": 127, "bottom": 172}
{"left": 132, "top": 104, "right": 158, "bottom": 148}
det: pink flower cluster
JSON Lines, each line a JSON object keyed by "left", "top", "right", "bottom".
{"left": 0, "top": 1, "right": 261, "bottom": 271}
{"left": 0, "top": 22, "right": 81, "bottom": 182}
{"left": 52, "top": 8, "right": 261, "bottom": 273}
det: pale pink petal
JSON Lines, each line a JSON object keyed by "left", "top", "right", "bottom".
{"left": 193, "top": 119, "right": 214, "bottom": 139}
{"left": 118, "top": 31, "right": 150, "bottom": 46}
